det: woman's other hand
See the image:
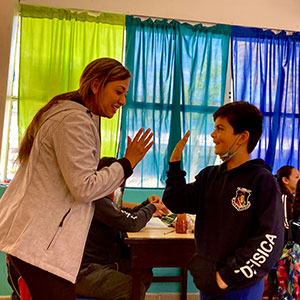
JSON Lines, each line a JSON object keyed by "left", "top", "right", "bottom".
{"left": 124, "top": 128, "right": 154, "bottom": 168}
{"left": 170, "top": 131, "right": 190, "bottom": 162}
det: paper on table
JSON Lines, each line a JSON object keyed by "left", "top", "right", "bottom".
{"left": 145, "top": 217, "right": 169, "bottom": 228}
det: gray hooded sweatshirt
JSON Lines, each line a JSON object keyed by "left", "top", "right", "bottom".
{"left": 0, "top": 100, "right": 127, "bottom": 283}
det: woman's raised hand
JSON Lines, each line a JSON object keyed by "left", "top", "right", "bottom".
{"left": 124, "top": 128, "right": 154, "bottom": 168}
{"left": 170, "top": 130, "right": 190, "bottom": 162}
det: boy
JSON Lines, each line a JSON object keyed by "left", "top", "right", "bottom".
{"left": 163, "top": 101, "right": 284, "bottom": 299}
{"left": 76, "top": 157, "right": 168, "bottom": 300}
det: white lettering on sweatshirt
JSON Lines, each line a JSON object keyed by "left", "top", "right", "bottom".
{"left": 234, "top": 234, "right": 277, "bottom": 278}
{"left": 120, "top": 210, "right": 138, "bottom": 219}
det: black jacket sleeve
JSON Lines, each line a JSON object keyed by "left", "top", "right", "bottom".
{"left": 121, "top": 199, "right": 150, "bottom": 213}
{"left": 162, "top": 161, "right": 199, "bottom": 214}
{"left": 93, "top": 197, "right": 156, "bottom": 232}
{"left": 116, "top": 158, "right": 133, "bottom": 179}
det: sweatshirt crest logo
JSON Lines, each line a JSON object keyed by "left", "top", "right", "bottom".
{"left": 232, "top": 187, "right": 252, "bottom": 211}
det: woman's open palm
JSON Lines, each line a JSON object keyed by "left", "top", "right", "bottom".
{"left": 124, "top": 127, "right": 154, "bottom": 168}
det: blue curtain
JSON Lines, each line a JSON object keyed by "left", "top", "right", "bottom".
{"left": 231, "top": 26, "right": 300, "bottom": 173}
{"left": 118, "top": 16, "right": 231, "bottom": 187}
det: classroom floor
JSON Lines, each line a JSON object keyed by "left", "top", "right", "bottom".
{"left": 0, "top": 277, "right": 280, "bottom": 300}
{"left": 0, "top": 294, "right": 281, "bottom": 300}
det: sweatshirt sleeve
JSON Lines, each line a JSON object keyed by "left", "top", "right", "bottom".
{"left": 93, "top": 197, "right": 156, "bottom": 232}
{"left": 133, "top": 199, "right": 151, "bottom": 211}
{"left": 218, "top": 173, "right": 285, "bottom": 287}
{"left": 162, "top": 161, "right": 200, "bottom": 214}
{"left": 51, "top": 111, "right": 131, "bottom": 203}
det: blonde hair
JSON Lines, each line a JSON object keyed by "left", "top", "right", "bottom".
{"left": 17, "top": 58, "right": 131, "bottom": 164}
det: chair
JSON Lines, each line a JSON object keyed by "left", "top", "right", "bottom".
{"left": 6, "top": 255, "right": 31, "bottom": 300}
{"left": 18, "top": 277, "right": 31, "bottom": 300}
{"left": 7, "top": 255, "right": 98, "bottom": 300}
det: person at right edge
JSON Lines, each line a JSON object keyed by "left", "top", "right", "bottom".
{"left": 162, "top": 101, "right": 284, "bottom": 300}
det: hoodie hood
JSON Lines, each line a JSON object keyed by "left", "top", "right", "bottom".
{"left": 40, "top": 99, "right": 100, "bottom": 130}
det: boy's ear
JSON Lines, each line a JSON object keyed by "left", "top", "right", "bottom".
{"left": 238, "top": 131, "right": 250, "bottom": 145}
{"left": 90, "top": 79, "right": 100, "bottom": 95}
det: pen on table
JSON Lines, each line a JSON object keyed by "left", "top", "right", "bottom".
{"left": 164, "top": 229, "right": 176, "bottom": 235}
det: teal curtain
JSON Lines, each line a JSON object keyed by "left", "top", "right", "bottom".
{"left": 119, "top": 16, "right": 231, "bottom": 187}
{"left": 19, "top": 4, "right": 125, "bottom": 157}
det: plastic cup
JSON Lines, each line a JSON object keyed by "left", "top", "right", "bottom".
{"left": 175, "top": 214, "right": 187, "bottom": 234}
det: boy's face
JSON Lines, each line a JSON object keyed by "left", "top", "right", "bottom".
{"left": 211, "top": 116, "right": 240, "bottom": 155}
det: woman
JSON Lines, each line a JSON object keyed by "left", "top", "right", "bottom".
{"left": 276, "top": 165, "right": 300, "bottom": 242}
{"left": 0, "top": 58, "right": 153, "bottom": 299}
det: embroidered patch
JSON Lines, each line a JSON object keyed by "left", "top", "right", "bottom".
{"left": 231, "top": 187, "right": 252, "bottom": 211}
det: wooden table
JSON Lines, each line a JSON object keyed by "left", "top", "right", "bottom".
{"left": 124, "top": 226, "right": 196, "bottom": 300}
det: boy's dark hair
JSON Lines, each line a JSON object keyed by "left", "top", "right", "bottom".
{"left": 213, "top": 101, "right": 263, "bottom": 153}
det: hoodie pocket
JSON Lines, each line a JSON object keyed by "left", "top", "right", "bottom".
{"left": 46, "top": 208, "right": 71, "bottom": 250}
{"left": 188, "top": 254, "right": 228, "bottom": 297}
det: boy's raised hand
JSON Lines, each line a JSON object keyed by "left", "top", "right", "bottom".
{"left": 170, "top": 130, "right": 190, "bottom": 162}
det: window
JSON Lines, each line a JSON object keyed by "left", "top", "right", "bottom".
{"left": 118, "top": 17, "right": 231, "bottom": 187}
{"left": 0, "top": 15, "right": 20, "bottom": 181}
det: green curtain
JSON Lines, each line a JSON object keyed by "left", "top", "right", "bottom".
{"left": 19, "top": 4, "right": 125, "bottom": 157}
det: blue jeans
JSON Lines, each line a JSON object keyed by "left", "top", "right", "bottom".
{"left": 200, "top": 279, "right": 264, "bottom": 300}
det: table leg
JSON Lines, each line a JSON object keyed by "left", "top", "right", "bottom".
{"left": 131, "top": 269, "right": 142, "bottom": 300}
{"left": 181, "top": 267, "right": 188, "bottom": 300}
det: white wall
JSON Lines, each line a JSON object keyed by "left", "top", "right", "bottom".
{"left": 20, "top": 0, "right": 300, "bottom": 32}
{"left": 0, "top": 0, "right": 300, "bottom": 175}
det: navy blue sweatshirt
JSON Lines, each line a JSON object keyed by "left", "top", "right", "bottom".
{"left": 163, "top": 159, "right": 284, "bottom": 296}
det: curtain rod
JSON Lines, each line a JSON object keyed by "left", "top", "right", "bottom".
{"left": 131, "top": 13, "right": 295, "bottom": 34}
{"left": 132, "top": 13, "right": 216, "bottom": 27}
